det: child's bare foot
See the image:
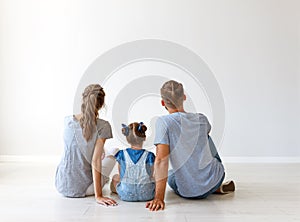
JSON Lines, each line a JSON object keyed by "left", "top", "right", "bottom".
{"left": 110, "top": 174, "right": 119, "bottom": 194}
{"left": 110, "top": 180, "right": 117, "bottom": 194}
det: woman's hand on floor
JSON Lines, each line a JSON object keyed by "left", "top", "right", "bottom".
{"left": 96, "top": 196, "right": 118, "bottom": 206}
{"left": 146, "top": 199, "right": 165, "bottom": 211}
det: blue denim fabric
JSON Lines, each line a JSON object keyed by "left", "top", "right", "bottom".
{"left": 167, "top": 136, "right": 224, "bottom": 199}
{"left": 116, "top": 150, "right": 155, "bottom": 201}
{"left": 168, "top": 171, "right": 224, "bottom": 199}
{"left": 117, "top": 182, "right": 155, "bottom": 202}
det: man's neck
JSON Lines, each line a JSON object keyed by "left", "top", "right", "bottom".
{"left": 167, "top": 107, "right": 185, "bottom": 114}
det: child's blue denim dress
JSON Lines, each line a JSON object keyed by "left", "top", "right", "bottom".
{"left": 116, "top": 150, "right": 155, "bottom": 201}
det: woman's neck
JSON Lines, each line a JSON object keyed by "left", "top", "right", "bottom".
{"left": 74, "top": 113, "right": 82, "bottom": 121}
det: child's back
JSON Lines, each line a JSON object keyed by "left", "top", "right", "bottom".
{"left": 111, "top": 122, "right": 155, "bottom": 202}
{"left": 115, "top": 148, "right": 155, "bottom": 201}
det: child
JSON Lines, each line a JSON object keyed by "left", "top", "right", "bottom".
{"left": 146, "top": 80, "right": 235, "bottom": 211}
{"left": 110, "top": 122, "right": 155, "bottom": 202}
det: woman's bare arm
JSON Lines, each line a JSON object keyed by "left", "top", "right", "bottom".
{"left": 92, "top": 138, "right": 117, "bottom": 206}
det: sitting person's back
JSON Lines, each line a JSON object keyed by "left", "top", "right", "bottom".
{"left": 111, "top": 122, "right": 155, "bottom": 202}
{"left": 146, "top": 80, "right": 235, "bottom": 211}
{"left": 155, "top": 111, "right": 224, "bottom": 198}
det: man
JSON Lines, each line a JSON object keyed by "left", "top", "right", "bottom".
{"left": 146, "top": 80, "right": 235, "bottom": 211}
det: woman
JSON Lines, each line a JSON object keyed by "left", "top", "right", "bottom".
{"left": 55, "top": 84, "right": 117, "bottom": 206}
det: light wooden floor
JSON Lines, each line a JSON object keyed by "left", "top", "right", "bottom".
{"left": 0, "top": 162, "right": 299, "bottom": 222}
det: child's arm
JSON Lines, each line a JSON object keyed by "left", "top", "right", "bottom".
{"left": 92, "top": 138, "right": 117, "bottom": 206}
{"left": 111, "top": 151, "right": 122, "bottom": 193}
{"left": 146, "top": 144, "right": 170, "bottom": 211}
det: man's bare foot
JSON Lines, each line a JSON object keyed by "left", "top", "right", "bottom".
{"left": 215, "top": 180, "right": 235, "bottom": 194}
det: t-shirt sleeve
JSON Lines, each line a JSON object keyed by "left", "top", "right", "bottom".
{"left": 97, "top": 121, "right": 113, "bottom": 139}
{"left": 204, "top": 115, "right": 211, "bottom": 134}
{"left": 114, "top": 150, "right": 124, "bottom": 163}
{"left": 146, "top": 152, "right": 155, "bottom": 166}
{"left": 154, "top": 117, "right": 169, "bottom": 145}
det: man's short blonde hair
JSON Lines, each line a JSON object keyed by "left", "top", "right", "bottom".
{"left": 160, "top": 80, "right": 184, "bottom": 109}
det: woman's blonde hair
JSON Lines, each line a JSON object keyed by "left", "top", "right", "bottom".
{"left": 80, "top": 84, "right": 105, "bottom": 141}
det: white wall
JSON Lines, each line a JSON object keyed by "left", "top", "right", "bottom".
{"left": 0, "top": 0, "right": 299, "bottom": 158}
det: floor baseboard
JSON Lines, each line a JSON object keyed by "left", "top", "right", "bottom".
{"left": 0, "top": 155, "right": 61, "bottom": 163}
{"left": 222, "top": 156, "right": 300, "bottom": 163}
{"left": 0, "top": 155, "right": 300, "bottom": 163}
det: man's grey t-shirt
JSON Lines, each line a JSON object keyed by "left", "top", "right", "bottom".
{"left": 154, "top": 112, "right": 224, "bottom": 198}
{"left": 55, "top": 116, "right": 113, "bottom": 197}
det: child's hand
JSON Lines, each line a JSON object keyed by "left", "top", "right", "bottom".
{"left": 146, "top": 199, "right": 165, "bottom": 211}
{"left": 96, "top": 196, "right": 118, "bottom": 206}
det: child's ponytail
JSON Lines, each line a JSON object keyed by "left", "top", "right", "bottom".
{"left": 135, "top": 122, "right": 147, "bottom": 138}
{"left": 121, "top": 122, "right": 147, "bottom": 146}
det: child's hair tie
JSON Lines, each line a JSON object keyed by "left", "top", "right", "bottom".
{"left": 138, "top": 122, "right": 144, "bottom": 132}
{"left": 121, "top": 124, "right": 129, "bottom": 136}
